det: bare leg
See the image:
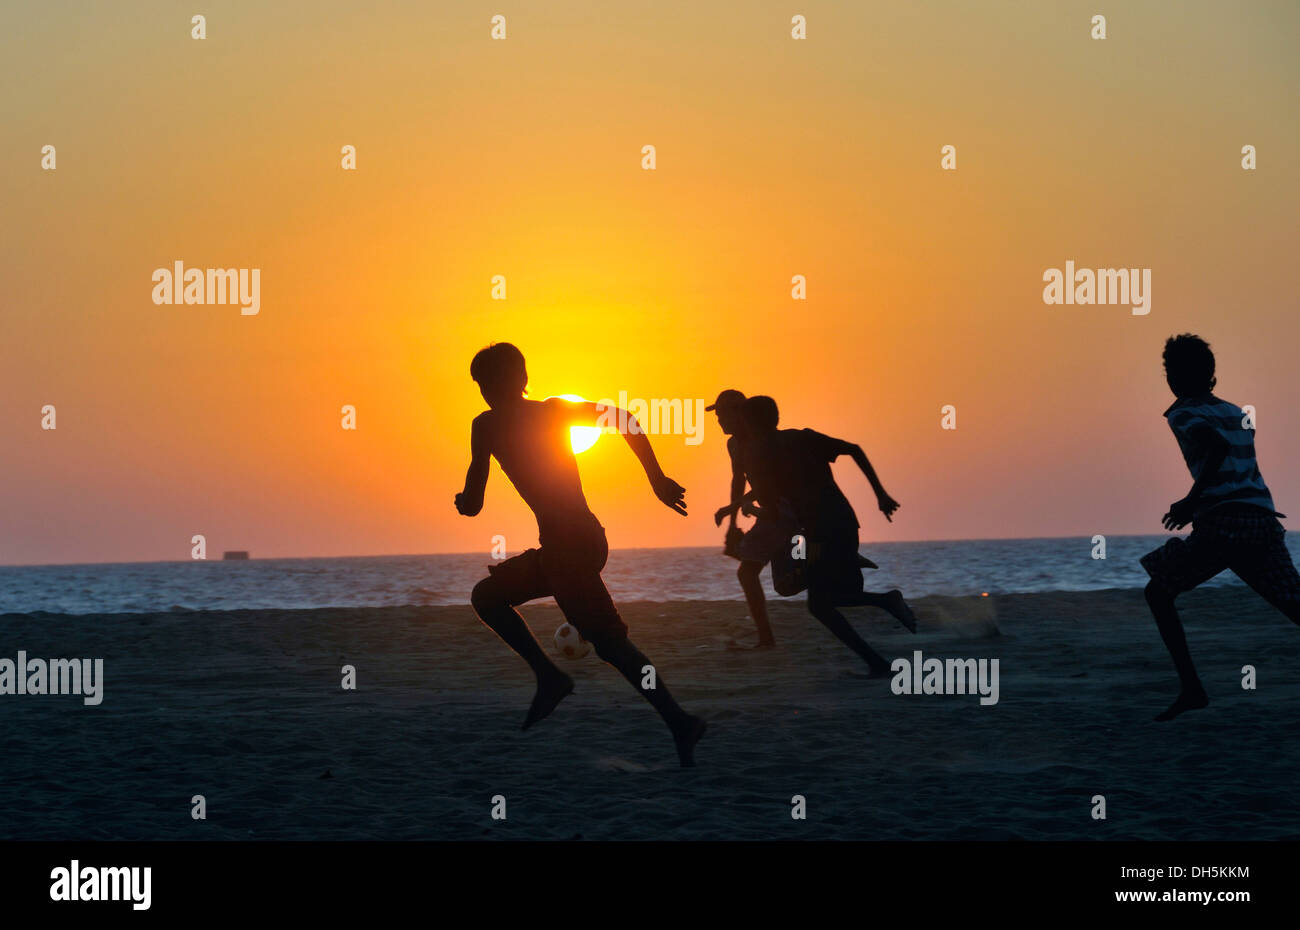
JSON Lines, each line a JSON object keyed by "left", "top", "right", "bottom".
{"left": 808, "top": 593, "right": 892, "bottom": 676}
{"left": 589, "top": 633, "right": 707, "bottom": 767}
{"left": 737, "top": 560, "right": 775, "bottom": 647}
{"left": 839, "top": 588, "right": 917, "bottom": 633}
{"left": 470, "top": 577, "right": 574, "bottom": 729}
{"left": 1144, "top": 581, "right": 1208, "bottom": 721}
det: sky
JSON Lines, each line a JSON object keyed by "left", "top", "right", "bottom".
{"left": 2, "top": 1, "right": 1298, "bottom": 565}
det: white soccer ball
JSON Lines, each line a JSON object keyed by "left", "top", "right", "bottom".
{"left": 554, "top": 622, "right": 591, "bottom": 659}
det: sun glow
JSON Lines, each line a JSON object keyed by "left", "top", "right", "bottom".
{"left": 553, "top": 394, "right": 602, "bottom": 454}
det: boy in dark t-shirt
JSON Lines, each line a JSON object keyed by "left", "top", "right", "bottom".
{"left": 740, "top": 396, "right": 917, "bottom": 676}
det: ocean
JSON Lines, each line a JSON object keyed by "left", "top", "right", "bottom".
{"left": 3, "top": 534, "right": 1294, "bottom": 615}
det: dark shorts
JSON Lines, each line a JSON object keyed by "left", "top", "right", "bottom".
{"left": 1141, "top": 504, "right": 1300, "bottom": 612}
{"left": 805, "top": 528, "right": 865, "bottom": 604}
{"left": 737, "top": 509, "right": 799, "bottom": 564}
{"left": 485, "top": 527, "right": 628, "bottom": 641}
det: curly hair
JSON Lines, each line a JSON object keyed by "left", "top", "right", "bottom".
{"left": 1162, "top": 334, "right": 1216, "bottom": 396}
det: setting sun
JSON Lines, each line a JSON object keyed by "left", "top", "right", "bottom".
{"left": 553, "top": 394, "right": 602, "bottom": 454}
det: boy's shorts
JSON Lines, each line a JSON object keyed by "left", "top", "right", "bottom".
{"left": 805, "top": 528, "right": 866, "bottom": 605}
{"left": 1140, "top": 504, "right": 1300, "bottom": 611}
{"left": 485, "top": 526, "right": 628, "bottom": 641}
{"left": 736, "top": 509, "right": 799, "bottom": 564}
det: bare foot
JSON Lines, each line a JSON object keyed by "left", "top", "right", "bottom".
{"left": 883, "top": 590, "right": 918, "bottom": 633}
{"left": 672, "top": 715, "right": 707, "bottom": 767}
{"left": 1154, "top": 688, "right": 1209, "bottom": 722}
{"left": 522, "top": 670, "right": 574, "bottom": 730}
{"left": 726, "top": 631, "right": 776, "bottom": 651}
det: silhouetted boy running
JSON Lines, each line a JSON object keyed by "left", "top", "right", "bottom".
{"left": 455, "top": 343, "right": 706, "bottom": 765}
{"left": 708, "top": 389, "right": 778, "bottom": 647}
{"left": 1141, "top": 334, "right": 1300, "bottom": 721}
{"left": 739, "top": 395, "right": 916, "bottom": 676}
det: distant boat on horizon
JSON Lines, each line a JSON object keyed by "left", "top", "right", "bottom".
{"left": 222, "top": 551, "right": 250, "bottom": 561}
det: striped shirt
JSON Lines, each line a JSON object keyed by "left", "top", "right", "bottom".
{"left": 1164, "top": 394, "right": 1280, "bottom": 518}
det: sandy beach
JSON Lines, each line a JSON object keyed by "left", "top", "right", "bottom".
{"left": 3, "top": 588, "right": 1298, "bottom": 841}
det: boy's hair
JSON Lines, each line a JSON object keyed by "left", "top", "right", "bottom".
{"left": 743, "top": 395, "right": 780, "bottom": 432}
{"left": 1162, "top": 334, "right": 1216, "bottom": 396}
{"left": 470, "top": 342, "right": 527, "bottom": 390}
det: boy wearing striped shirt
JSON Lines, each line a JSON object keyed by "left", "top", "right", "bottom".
{"left": 1141, "top": 334, "right": 1300, "bottom": 720}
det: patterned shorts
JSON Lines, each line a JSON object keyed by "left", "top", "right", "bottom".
{"left": 1140, "top": 504, "right": 1300, "bottom": 613}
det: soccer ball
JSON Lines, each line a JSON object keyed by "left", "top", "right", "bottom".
{"left": 554, "top": 622, "right": 591, "bottom": 659}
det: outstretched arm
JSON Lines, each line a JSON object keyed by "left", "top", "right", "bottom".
{"left": 624, "top": 411, "right": 687, "bottom": 515}
{"left": 829, "top": 437, "right": 899, "bottom": 522}
{"left": 588, "top": 403, "right": 686, "bottom": 516}
{"left": 454, "top": 417, "right": 490, "bottom": 516}
{"left": 558, "top": 400, "right": 686, "bottom": 515}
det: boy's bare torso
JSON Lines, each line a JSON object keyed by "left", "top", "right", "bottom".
{"left": 477, "top": 399, "right": 599, "bottom": 535}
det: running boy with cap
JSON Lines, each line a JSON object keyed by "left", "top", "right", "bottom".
{"left": 709, "top": 389, "right": 780, "bottom": 647}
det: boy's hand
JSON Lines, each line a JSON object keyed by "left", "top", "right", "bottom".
{"left": 1163, "top": 497, "right": 1195, "bottom": 530}
{"left": 877, "top": 492, "right": 900, "bottom": 522}
{"left": 652, "top": 475, "right": 688, "bottom": 516}
{"left": 454, "top": 492, "right": 481, "bottom": 517}
{"left": 713, "top": 504, "right": 733, "bottom": 527}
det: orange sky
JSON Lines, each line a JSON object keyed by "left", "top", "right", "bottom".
{"left": 2, "top": 1, "right": 1298, "bottom": 565}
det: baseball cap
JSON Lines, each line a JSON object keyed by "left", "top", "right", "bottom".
{"left": 705, "top": 389, "right": 746, "bottom": 412}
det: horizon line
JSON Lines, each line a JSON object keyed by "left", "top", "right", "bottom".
{"left": 0, "top": 531, "right": 1188, "bottom": 570}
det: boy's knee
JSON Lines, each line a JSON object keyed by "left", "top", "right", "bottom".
{"left": 737, "top": 561, "right": 760, "bottom": 582}
{"left": 471, "top": 577, "right": 505, "bottom": 612}
{"left": 588, "top": 629, "right": 629, "bottom": 660}
{"left": 1144, "top": 579, "right": 1175, "bottom": 607}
